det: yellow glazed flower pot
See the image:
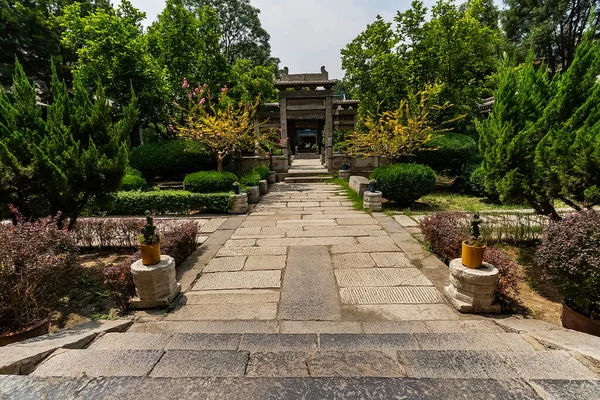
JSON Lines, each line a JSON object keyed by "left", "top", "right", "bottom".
{"left": 140, "top": 243, "right": 161, "bottom": 266}
{"left": 461, "top": 241, "right": 486, "bottom": 269}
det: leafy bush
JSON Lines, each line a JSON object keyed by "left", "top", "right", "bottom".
{"left": 0, "top": 209, "right": 79, "bottom": 333}
{"left": 252, "top": 165, "right": 270, "bottom": 181}
{"left": 103, "top": 260, "right": 136, "bottom": 314}
{"left": 453, "top": 163, "right": 482, "bottom": 195}
{"left": 537, "top": 210, "right": 600, "bottom": 320}
{"left": 483, "top": 248, "right": 523, "bottom": 311}
{"left": 161, "top": 222, "right": 199, "bottom": 266}
{"left": 113, "top": 191, "right": 231, "bottom": 215}
{"left": 240, "top": 170, "right": 261, "bottom": 187}
{"left": 72, "top": 218, "right": 144, "bottom": 248}
{"left": 129, "top": 140, "right": 215, "bottom": 180}
{"left": 371, "top": 163, "right": 436, "bottom": 205}
{"left": 120, "top": 169, "right": 147, "bottom": 191}
{"left": 413, "top": 133, "right": 477, "bottom": 173}
{"left": 184, "top": 171, "right": 238, "bottom": 193}
{"left": 420, "top": 212, "right": 469, "bottom": 262}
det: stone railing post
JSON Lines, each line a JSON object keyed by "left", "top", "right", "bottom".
{"left": 363, "top": 191, "right": 382, "bottom": 211}
{"left": 229, "top": 193, "right": 249, "bottom": 214}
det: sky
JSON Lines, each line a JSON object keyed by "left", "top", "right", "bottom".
{"left": 118, "top": 0, "right": 502, "bottom": 80}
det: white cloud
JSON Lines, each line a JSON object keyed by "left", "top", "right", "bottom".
{"left": 119, "top": 0, "right": 501, "bottom": 79}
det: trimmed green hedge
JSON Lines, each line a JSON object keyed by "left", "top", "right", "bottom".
{"left": 184, "top": 171, "right": 238, "bottom": 193}
{"left": 371, "top": 163, "right": 436, "bottom": 206}
{"left": 413, "top": 133, "right": 477, "bottom": 173}
{"left": 120, "top": 169, "right": 147, "bottom": 191}
{"left": 129, "top": 140, "right": 215, "bottom": 180}
{"left": 112, "top": 191, "right": 231, "bottom": 215}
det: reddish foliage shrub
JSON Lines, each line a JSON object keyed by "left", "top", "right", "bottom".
{"left": 161, "top": 222, "right": 199, "bottom": 266}
{"left": 0, "top": 209, "right": 78, "bottom": 333}
{"left": 483, "top": 248, "right": 523, "bottom": 311}
{"left": 419, "top": 212, "right": 469, "bottom": 262}
{"left": 103, "top": 258, "right": 136, "bottom": 314}
{"left": 537, "top": 210, "right": 600, "bottom": 320}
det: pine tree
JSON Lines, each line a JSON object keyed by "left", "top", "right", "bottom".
{"left": 0, "top": 60, "right": 137, "bottom": 228}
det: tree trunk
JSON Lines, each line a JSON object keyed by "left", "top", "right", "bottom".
{"left": 217, "top": 152, "right": 224, "bottom": 172}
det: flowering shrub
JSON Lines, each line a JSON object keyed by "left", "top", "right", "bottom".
{"left": 419, "top": 212, "right": 469, "bottom": 262}
{"left": 537, "top": 210, "right": 600, "bottom": 320}
{"left": 0, "top": 209, "right": 78, "bottom": 333}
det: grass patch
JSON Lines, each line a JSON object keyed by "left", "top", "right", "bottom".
{"left": 331, "top": 178, "right": 364, "bottom": 211}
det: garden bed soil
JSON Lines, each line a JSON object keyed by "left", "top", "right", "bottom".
{"left": 500, "top": 245, "right": 562, "bottom": 326}
{"left": 49, "top": 250, "right": 133, "bottom": 333}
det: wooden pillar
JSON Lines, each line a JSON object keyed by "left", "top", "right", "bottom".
{"left": 325, "top": 96, "right": 334, "bottom": 172}
{"left": 279, "top": 98, "right": 289, "bottom": 171}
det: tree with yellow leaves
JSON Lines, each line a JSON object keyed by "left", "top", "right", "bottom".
{"left": 176, "top": 84, "right": 259, "bottom": 171}
{"left": 348, "top": 84, "right": 459, "bottom": 161}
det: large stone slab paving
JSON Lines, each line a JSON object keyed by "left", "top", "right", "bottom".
{"left": 244, "top": 255, "right": 287, "bottom": 270}
{"left": 277, "top": 219, "right": 337, "bottom": 226}
{"left": 332, "top": 253, "right": 376, "bottom": 269}
{"left": 343, "top": 304, "right": 460, "bottom": 321}
{"left": 163, "top": 303, "right": 278, "bottom": 320}
{"left": 193, "top": 270, "right": 281, "bottom": 290}
{"left": 370, "top": 252, "right": 412, "bottom": 268}
{"left": 0, "top": 376, "right": 88, "bottom": 400}
{"left": 31, "top": 349, "right": 164, "bottom": 377}
{"left": 531, "top": 380, "right": 600, "bottom": 400}
{"left": 424, "top": 320, "right": 504, "bottom": 333}
{"left": 239, "top": 334, "right": 318, "bottom": 352}
{"left": 526, "top": 329, "right": 600, "bottom": 352}
{"left": 224, "top": 239, "right": 256, "bottom": 247}
{"left": 492, "top": 317, "right": 562, "bottom": 333}
{"left": 279, "top": 321, "right": 362, "bottom": 334}
{"left": 320, "top": 333, "right": 419, "bottom": 351}
{"left": 393, "top": 215, "right": 420, "bottom": 227}
{"left": 129, "top": 321, "right": 279, "bottom": 334}
{"left": 356, "top": 236, "right": 395, "bottom": 245}
{"left": 331, "top": 243, "right": 401, "bottom": 253}
{"left": 414, "top": 333, "right": 523, "bottom": 351}
{"left": 0, "top": 347, "right": 56, "bottom": 375}
{"left": 246, "top": 352, "right": 309, "bottom": 377}
{"left": 278, "top": 246, "right": 342, "bottom": 321}
{"left": 182, "top": 289, "right": 280, "bottom": 304}
{"left": 64, "top": 376, "right": 542, "bottom": 400}
{"left": 362, "top": 321, "right": 431, "bottom": 334}
{"left": 285, "top": 230, "right": 378, "bottom": 238}
{"left": 334, "top": 268, "right": 427, "bottom": 287}
{"left": 398, "top": 350, "right": 518, "bottom": 379}
{"left": 499, "top": 351, "right": 599, "bottom": 380}
{"left": 165, "top": 334, "right": 241, "bottom": 350}
{"left": 216, "top": 246, "right": 286, "bottom": 257}
{"left": 87, "top": 333, "right": 170, "bottom": 350}
{"left": 203, "top": 256, "right": 246, "bottom": 272}
{"left": 336, "top": 219, "right": 381, "bottom": 226}
{"left": 257, "top": 237, "right": 356, "bottom": 247}
{"left": 149, "top": 350, "right": 249, "bottom": 378}
{"left": 307, "top": 351, "right": 406, "bottom": 377}
{"left": 240, "top": 220, "right": 277, "bottom": 228}
{"left": 340, "top": 287, "right": 446, "bottom": 305}
{"left": 199, "top": 218, "right": 227, "bottom": 233}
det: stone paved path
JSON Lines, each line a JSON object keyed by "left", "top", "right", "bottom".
{"left": 168, "top": 182, "right": 459, "bottom": 325}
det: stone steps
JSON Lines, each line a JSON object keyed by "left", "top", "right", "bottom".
{"left": 285, "top": 176, "right": 334, "bottom": 183}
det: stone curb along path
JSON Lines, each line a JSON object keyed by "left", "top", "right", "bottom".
{"left": 1, "top": 182, "right": 599, "bottom": 399}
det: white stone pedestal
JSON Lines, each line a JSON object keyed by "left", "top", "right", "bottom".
{"left": 247, "top": 186, "right": 260, "bottom": 203}
{"left": 364, "top": 191, "right": 383, "bottom": 211}
{"left": 259, "top": 180, "right": 268, "bottom": 195}
{"left": 445, "top": 258, "right": 501, "bottom": 313}
{"left": 131, "top": 255, "right": 181, "bottom": 309}
{"left": 229, "top": 193, "right": 249, "bottom": 214}
{"left": 268, "top": 171, "right": 277, "bottom": 184}
{"left": 339, "top": 170, "right": 351, "bottom": 181}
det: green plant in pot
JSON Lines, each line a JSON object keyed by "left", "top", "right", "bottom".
{"left": 233, "top": 181, "right": 241, "bottom": 195}
{"left": 368, "top": 179, "right": 377, "bottom": 193}
{"left": 139, "top": 211, "right": 161, "bottom": 266}
{"left": 462, "top": 213, "right": 486, "bottom": 269}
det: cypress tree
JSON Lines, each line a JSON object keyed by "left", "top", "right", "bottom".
{"left": 0, "top": 60, "right": 137, "bottom": 228}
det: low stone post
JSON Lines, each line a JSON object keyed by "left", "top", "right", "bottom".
{"left": 444, "top": 258, "right": 501, "bottom": 313}
{"left": 339, "top": 170, "right": 351, "bottom": 181}
{"left": 229, "top": 193, "right": 249, "bottom": 214}
{"left": 363, "top": 191, "right": 383, "bottom": 211}
{"left": 130, "top": 255, "right": 181, "bottom": 309}
{"left": 268, "top": 171, "right": 277, "bottom": 184}
{"left": 259, "top": 180, "right": 268, "bottom": 195}
{"left": 247, "top": 186, "right": 260, "bottom": 204}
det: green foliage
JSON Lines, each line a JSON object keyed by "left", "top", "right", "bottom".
{"left": 113, "top": 190, "right": 231, "bottom": 215}
{"left": 139, "top": 211, "right": 159, "bottom": 245}
{"left": 59, "top": 0, "right": 167, "bottom": 138}
{"left": 252, "top": 165, "right": 270, "bottom": 181}
{"left": 146, "top": 0, "right": 229, "bottom": 101}
{"left": 0, "top": 60, "right": 137, "bottom": 228}
{"left": 240, "top": 170, "right": 261, "bottom": 187}
{"left": 228, "top": 59, "right": 277, "bottom": 103}
{"left": 120, "top": 169, "right": 147, "bottom": 191}
{"left": 129, "top": 140, "right": 215, "bottom": 180}
{"left": 184, "top": 0, "right": 279, "bottom": 67}
{"left": 183, "top": 171, "right": 238, "bottom": 193}
{"left": 413, "top": 133, "right": 477, "bottom": 173}
{"left": 342, "top": 0, "right": 500, "bottom": 129}
{"left": 503, "top": 0, "right": 600, "bottom": 73}
{"left": 371, "top": 164, "right": 436, "bottom": 205}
